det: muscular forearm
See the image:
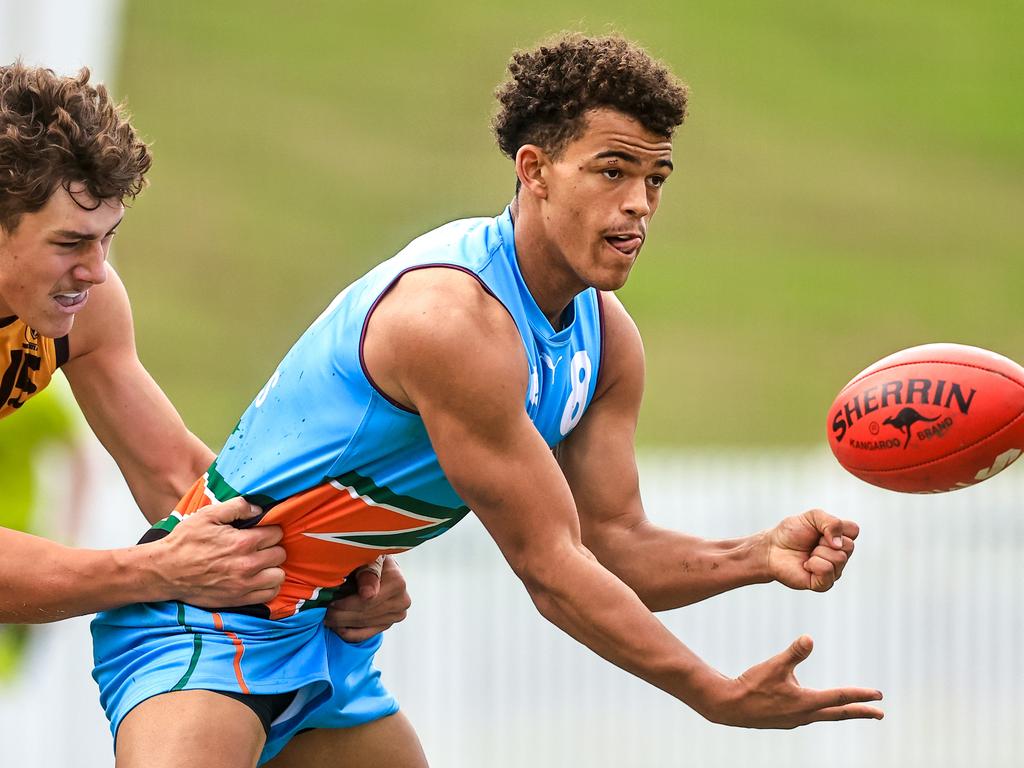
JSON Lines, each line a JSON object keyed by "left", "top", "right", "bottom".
{"left": 64, "top": 340, "right": 215, "bottom": 524}
{"left": 517, "top": 543, "right": 725, "bottom": 710}
{"left": 0, "top": 526, "right": 166, "bottom": 623}
{"left": 589, "top": 521, "right": 773, "bottom": 612}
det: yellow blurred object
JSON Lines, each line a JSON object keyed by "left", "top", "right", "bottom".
{"left": 0, "top": 381, "right": 80, "bottom": 682}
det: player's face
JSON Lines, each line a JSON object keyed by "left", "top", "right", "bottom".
{"left": 543, "top": 108, "right": 673, "bottom": 290}
{"left": 0, "top": 183, "right": 122, "bottom": 338}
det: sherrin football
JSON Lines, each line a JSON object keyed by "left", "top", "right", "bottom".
{"left": 828, "top": 343, "right": 1024, "bottom": 493}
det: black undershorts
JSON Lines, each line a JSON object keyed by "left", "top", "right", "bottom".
{"left": 212, "top": 689, "right": 297, "bottom": 734}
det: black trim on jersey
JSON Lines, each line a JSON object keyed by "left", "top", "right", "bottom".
{"left": 210, "top": 602, "right": 272, "bottom": 619}
{"left": 137, "top": 527, "right": 168, "bottom": 545}
{"left": 0, "top": 316, "right": 16, "bottom": 328}
{"left": 54, "top": 335, "right": 70, "bottom": 367}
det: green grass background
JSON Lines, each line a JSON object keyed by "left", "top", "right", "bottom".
{"left": 114, "top": 0, "right": 1024, "bottom": 448}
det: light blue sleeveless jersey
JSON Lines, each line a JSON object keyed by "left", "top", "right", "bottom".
{"left": 171, "top": 203, "right": 608, "bottom": 620}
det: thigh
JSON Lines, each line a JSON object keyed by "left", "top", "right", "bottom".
{"left": 116, "top": 690, "right": 267, "bottom": 768}
{"left": 266, "top": 711, "right": 428, "bottom": 768}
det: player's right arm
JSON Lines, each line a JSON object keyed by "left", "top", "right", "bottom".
{"left": 0, "top": 497, "right": 284, "bottom": 623}
{"left": 364, "top": 269, "right": 882, "bottom": 728}
{"left": 0, "top": 268, "right": 286, "bottom": 622}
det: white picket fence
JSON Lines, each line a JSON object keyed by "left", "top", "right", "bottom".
{"left": 1, "top": 440, "right": 1020, "bottom": 767}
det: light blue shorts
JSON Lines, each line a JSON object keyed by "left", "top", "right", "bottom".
{"left": 92, "top": 601, "right": 398, "bottom": 764}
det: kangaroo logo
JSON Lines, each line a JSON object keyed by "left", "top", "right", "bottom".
{"left": 882, "top": 407, "right": 941, "bottom": 449}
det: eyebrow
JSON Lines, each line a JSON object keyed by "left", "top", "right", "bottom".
{"left": 51, "top": 215, "right": 125, "bottom": 240}
{"left": 594, "top": 150, "right": 674, "bottom": 171}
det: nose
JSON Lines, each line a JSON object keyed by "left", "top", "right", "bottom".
{"left": 622, "top": 178, "right": 651, "bottom": 219}
{"left": 72, "top": 240, "right": 109, "bottom": 286}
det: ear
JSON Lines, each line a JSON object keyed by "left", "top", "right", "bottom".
{"left": 514, "top": 145, "right": 550, "bottom": 200}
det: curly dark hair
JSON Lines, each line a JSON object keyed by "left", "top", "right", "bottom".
{"left": 493, "top": 34, "right": 689, "bottom": 162}
{"left": 0, "top": 61, "right": 152, "bottom": 232}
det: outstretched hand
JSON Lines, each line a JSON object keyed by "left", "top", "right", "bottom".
{"left": 767, "top": 508, "right": 858, "bottom": 592}
{"left": 699, "top": 635, "right": 884, "bottom": 728}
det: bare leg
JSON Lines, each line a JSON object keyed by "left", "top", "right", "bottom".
{"left": 266, "top": 711, "right": 428, "bottom": 768}
{"left": 116, "top": 690, "right": 266, "bottom": 768}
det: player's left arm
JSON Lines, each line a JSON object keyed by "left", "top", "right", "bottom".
{"left": 61, "top": 266, "right": 218, "bottom": 522}
{"left": 558, "top": 293, "right": 858, "bottom": 611}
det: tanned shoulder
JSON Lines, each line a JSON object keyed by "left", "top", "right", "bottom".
{"left": 362, "top": 266, "right": 528, "bottom": 414}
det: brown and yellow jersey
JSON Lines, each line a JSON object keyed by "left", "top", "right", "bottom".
{"left": 0, "top": 316, "right": 69, "bottom": 420}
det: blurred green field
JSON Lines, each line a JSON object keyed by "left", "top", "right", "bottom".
{"left": 115, "top": 0, "right": 1024, "bottom": 448}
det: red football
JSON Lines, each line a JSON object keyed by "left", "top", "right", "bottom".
{"left": 828, "top": 343, "right": 1024, "bottom": 493}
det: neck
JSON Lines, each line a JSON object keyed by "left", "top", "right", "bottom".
{"left": 509, "top": 197, "right": 587, "bottom": 329}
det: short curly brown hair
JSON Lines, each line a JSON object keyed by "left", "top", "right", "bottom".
{"left": 493, "top": 34, "right": 689, "bottom": 162}
{"left": 0, "top": 61, "right": 152, "bottom": 232}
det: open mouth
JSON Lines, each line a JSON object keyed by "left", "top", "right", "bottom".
{"left": 604, "top": 234, "right": 643, "bottom": 256}
{"left": 52, "top": 291, "right": 88, "bottom": 311}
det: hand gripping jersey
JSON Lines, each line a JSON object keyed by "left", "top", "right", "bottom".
{"left": 146, "top": 206, "right": 605, "bottom": 620}
{"left": 0, "top": 316, "right": 69, "bottom": 419}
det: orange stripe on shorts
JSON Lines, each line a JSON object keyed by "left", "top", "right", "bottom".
{"left": 212, "top": 612, "right": 250, "bottom": 695}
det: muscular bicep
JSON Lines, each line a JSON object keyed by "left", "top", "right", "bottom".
{"left": 426, "top": 387, "right": 584, "bottom": 572}
{"left": 62, "top": 268, "right": 212, "bottom": 520}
